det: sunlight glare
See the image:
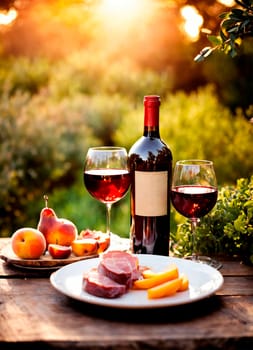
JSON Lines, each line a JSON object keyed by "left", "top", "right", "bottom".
{"left": 99, "top": 0, "right": 144, "bottom": 22}
{"left": 0, "top": 8, "right": 17, "bottom": 26}
{"left": 180, "top": 5, "right": 203, "bottom": 42}
{"left": 217, "top": 0, "right": 235, "bottom": 6}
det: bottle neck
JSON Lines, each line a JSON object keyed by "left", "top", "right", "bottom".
{"left": 143, "top": 96, "right": 160, "bottom": 138}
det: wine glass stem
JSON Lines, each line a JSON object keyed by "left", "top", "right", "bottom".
{"left": 106, "top": 203, "right": 112, "bottom": 236}
{"left": 190, "top": 218, "right": 199, "bottom": 260}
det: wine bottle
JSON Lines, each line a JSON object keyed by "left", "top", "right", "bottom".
{"left": 128, "top": 95, "right": 172, "bottom": 256}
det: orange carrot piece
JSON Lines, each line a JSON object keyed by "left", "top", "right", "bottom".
{"left": 147, "top": 277, "right": 182, "bottom": 299}
{"left": 133, "top": 264, "right": 179, "bottom": 290}
{"left": 178, "top": 274, "right": 189, "bottom": 292}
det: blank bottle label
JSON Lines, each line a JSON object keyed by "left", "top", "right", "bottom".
{"left": 135, "top": 171, "right": 168, "bottom": 216}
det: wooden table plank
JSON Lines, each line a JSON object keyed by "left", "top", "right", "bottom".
{"left": 0, "top": 278, "right": 253, "bottom": 350}
{"left": 1, "top": 236, "right": 253, "bottom": 350}
{"left": 220, "top": 259, "right": 253, "bottom": 276}
{"left": 218, "top": 276, "right": 253, "bottom": 296}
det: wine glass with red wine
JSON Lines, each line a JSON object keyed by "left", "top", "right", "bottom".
{"left": 84, "top": 147, "right": 130, "bottom": 238}
{"left": 171, "top": 160, "right": 222, "bottom": 269}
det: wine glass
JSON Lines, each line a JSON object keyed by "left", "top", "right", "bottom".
{"left": 171, "top": 159, "right": 222, "bottom": 269}
{"left": 83, "top": 146, "right": 130, "bottom": 238}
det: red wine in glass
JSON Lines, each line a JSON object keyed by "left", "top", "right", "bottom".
{"left": 171, "top": 160, "right": 222, "bottom": 269}
{"left": 84, "top": 169, "right": 130, "bottom": 204}
{"left": 83, "top": 147, "right": 130, "bottom": 238}
{"left": 171, "top": 185, "right": 218, "bottom": 219}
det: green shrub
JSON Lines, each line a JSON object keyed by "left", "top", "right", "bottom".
{"left": 116, "top": 85, "right": 253, "bottom": 184}
{"left": 0, "top": 87, "right": 133, "bottom": 236}
{"left": 100, "top": 59, "right": 172, "bottom": 102}
{"left": 47, "top": 53, "right": 173, "bottom": 102}
{"left": 47, "top": 53, "right": 106, "bottom": 98}
{"left": 0, "top": 91, "right": 96, "bottom": 235}
{"left": 161, "top": 85, "right": 253, "bottom": 184}
{"left": 81, "top": 94, "right": 132, "bottom": 146}
{"left": 171, "top": 176, "right": 253, "bottom": 264}
{"left": 0, "top": 56, "right": 51, "bottom": 96}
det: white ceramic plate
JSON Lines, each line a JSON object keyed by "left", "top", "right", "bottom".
{"left": 50, "top": 254, "right": 224, "bottom": 309}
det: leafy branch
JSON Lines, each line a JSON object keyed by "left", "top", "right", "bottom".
{"left": 195, "top": 0, "right": 253, "bottom": 61}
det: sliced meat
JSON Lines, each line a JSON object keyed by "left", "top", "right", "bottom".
{"left": 98, "top": 250, "right": 140, "bottom": 288}
{"left": 83, "top": 269, "right": 126, "bottom": 298}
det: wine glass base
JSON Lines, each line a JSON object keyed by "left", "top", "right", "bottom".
{"left": 184, "top": 255, "right": 222, "bottom": 270}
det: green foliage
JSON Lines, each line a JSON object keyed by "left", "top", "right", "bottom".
{"left": 0, "top": 91, "right": 96, "bottom": 235}
{"left": 47, "top": 54, "right": 173, "bottom": 101}
{"left": 163, "top": 86, "right": 253, "bottom": 183}
{"left": 171, "top": 176, "right": 253, "bottom": 264}
{"left": 200, "top": 48, "right": 253, "bottom": 113}
{"left": 99, "top": 60, "right": 172, "bottom": 101}
{"left": 81, "top": 94, "right": 131, "bottom": 146}
{"left": 0, "top": 57, "right": 51, "bottom": 95}
{"left": 113, "top": 103, "right": 144, "bottom": 150}
{"left": 117, "top": 85, "right": 253, "bottom": 184}
{"left": 195, "top": 0, "right": 253, "bottom": 61}
{"left": 0, "top": 55, "right": 253, "bottom": 249}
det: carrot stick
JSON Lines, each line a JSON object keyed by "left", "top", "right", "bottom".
{"left": 133, "top": 264, "right": 179, "bottom": 290}
{"left": 147, "top": 277, "right": 183, "bottom": 299}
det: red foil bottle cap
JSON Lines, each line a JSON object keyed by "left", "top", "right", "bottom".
{"left": 143, "top": 95, "right": 160, "bottom": 127}
{"left": 143, "top": 95, "right": 161, "bottom": 106}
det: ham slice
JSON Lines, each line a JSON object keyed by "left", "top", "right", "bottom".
{"left": 83, "top": 269, "right": 126, "bottom": 298}
{"left": 98, "top": 250, "right": 140, "bottom": 288}
{"left": 83, "top": 251, "right": 140, "bottom": 298}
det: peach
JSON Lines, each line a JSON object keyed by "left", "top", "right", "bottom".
{"left": 48, "top": 244, "right": 72, "bottom": 259}
{"left": 11, "top": 227, "right": 46, "bottom": 259}
{"left": 80, "top": 229, "right": 100, "bottom": 240}
{"left": 80, "top": 229, "right": 110, "bottom": 253}
{"left": 97, "top": 235, "right": 110, "bottom": 253}
{"left": 71, "top": 238, "right": 99, "bottom": 257}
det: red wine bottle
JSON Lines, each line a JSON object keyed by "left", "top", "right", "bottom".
{"left": 128, "top": 95, "right": 172, "bottom": 256}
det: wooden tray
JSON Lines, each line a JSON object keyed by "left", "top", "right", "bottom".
{"left": 0, "top": 243, "right": 98, "bottom": 270}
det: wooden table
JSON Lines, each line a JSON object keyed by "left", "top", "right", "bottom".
{"left": 1, "top": 237, "right": 253, "bottom": 350}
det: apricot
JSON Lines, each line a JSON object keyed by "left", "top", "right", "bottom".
{"left": 97, "top": 235, "right": 110, "bottom": 253}
{"left": 48, "top": 244, "right": 72, "bottom": 259}
{"left": 71, "top": 238, "right": 99, "bottom": 257}
{"left": 80, "top": 229, "right": 110, "bottom": 253}
{"left": 11, "top": 227, "right": 46, "bottom": 259}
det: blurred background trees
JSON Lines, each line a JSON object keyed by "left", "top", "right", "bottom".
{"left": 0, "top": 0, "right": 252, "bottom": 237}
